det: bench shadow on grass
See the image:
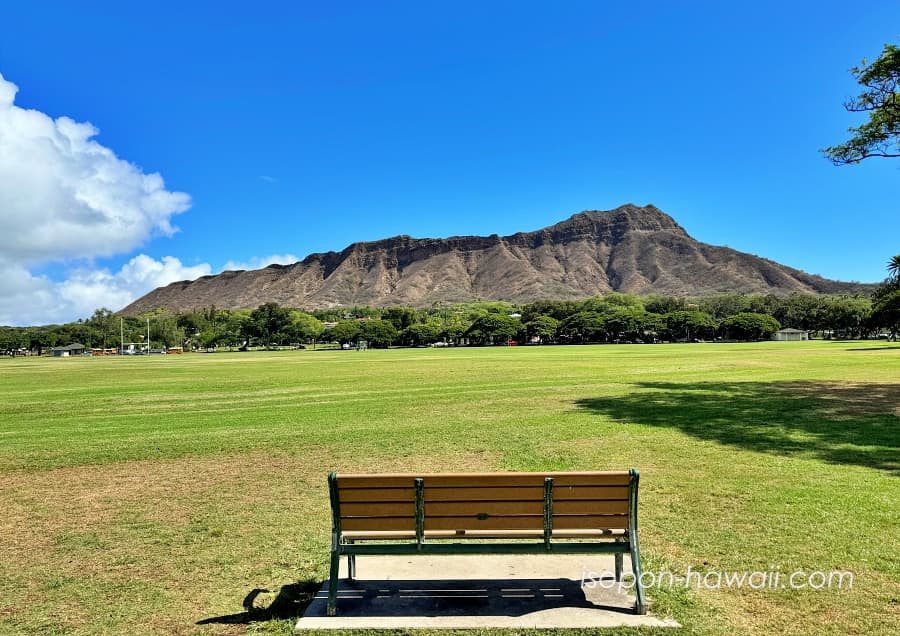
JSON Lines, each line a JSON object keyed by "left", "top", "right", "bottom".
{"left": 574, "top": 381, "right": 899, "bottom": 474}
{"left": 198, "top": 576, "right": 630, "bottom": 623}
{"left": 304, "top": 577, "right": 624, "bottom": 617}
{"left": 196, "top": 580, "right": 320, "bottom": 626}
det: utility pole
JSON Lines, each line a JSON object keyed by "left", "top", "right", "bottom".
{"left": 120, "top": 317, "right": 124, "bottom": 355}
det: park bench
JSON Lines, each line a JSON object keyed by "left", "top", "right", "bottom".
{"left": 326, "top": 469, "right": 647, "bottom": 616}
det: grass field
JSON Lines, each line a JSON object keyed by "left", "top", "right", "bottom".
{"left": 0, "top": 341, "right": 898, "bottom": 635}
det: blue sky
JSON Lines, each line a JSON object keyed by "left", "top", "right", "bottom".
{"left": 0, "top": 1, "right": 898, "bottom": 325}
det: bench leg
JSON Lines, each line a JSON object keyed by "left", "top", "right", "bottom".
{"left": 346, "top": 539, "right": 356, "bottom": 580}
{"left": 327, "top": 546, "right": 340, "bottom": 616}
{"left": 615, "top": 552, "right": 623, "bottom": 582}
{"left": 630, "top": 537, "right": 647, "bottom": 614}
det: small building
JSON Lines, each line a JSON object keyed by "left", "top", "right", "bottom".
{"left": 772, "top": 328, "right": 808, "bottom": 342}
{"left": 51, "top": 343, "right": 86, "bottom": 357}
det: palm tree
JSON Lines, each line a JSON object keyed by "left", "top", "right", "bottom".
{"left": 888, "top": 255, "right": 900, "bottom": 280}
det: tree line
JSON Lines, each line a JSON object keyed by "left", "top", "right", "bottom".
{"left": 2, "top": 285, "right": 897, "bottom": 355}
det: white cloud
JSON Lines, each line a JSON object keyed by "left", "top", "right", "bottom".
{"left": 0, "top": 73, "right": 308, "bottom": 326}
{"left": 0, "top": 255, "right": 211, "bottom": 326}
{"left": 222, "top": 253, "right": 299, "bottom": 272}
{"left": 0, "top": 72, "right": 190, "bottom": 264}
{"left": 0, "top": 71, "right": 195, "bottom": 325}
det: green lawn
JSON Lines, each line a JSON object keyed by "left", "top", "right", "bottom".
{"left": 0, "top": 342, "right": 897, "bottom": 635}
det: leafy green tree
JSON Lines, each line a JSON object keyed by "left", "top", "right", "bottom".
{"left": 88, "top": 308, "right": 117, "bottom": 348}
{"left": 148, "top": 311, "right": 184, "bottom": 348}
{"left": 36, "top": 327, "right": 60, "bottom": 352}
{"left": 819, "top": 296, "right": 871, "bottom": 338}
{"left": 288, "top": 311, "right": 325, "bottom": 347}
{"left": 198, "top": 328, "right": 221, "bottom": 349}
{"left": 311, "top": 307, "right": 345, "bottom": 323}
{"left": 772, "top": 294, "right": 822, "bottom": 332}
{"left": 176, "top": 310, "right": 204, "bottom": 334}
{"left": 697, "top": 294, "right": 751, "bottom": 320}
{"left": 520, "top": 300, "right": 580, "bottom": 322}
{"left": 465, "top": 313, "right": 521, "bottom": 345}
{"left": 404, "top": 320, "right": 443, "bottom": 345}
{"left": 642, "top": 295, "right": 685, "bottom": 315}
{"left": 581, "top": 293, "right": 642, "bottom": 316}
{"left": 524, "top": 315, "right": 559, "bottom": 343}
{"left": 0, "top": 327, "right": 22, "bottom": 353}
{"left": 557, "top": 311, "right": 606, "bottom": 344}
{"left": 823, "top": 45, "right": 900, "bottom": 164}
{"left": 382, "top": 306, "right": 420, "bottom": 331}
{"left": 329, "top": 321, "right": 361, "bottom": 346}
{"left": 870, "top": 290, "right": 900, "bottom": 339}
{"left": 249, "top": 302, "right": 292, "bottom": 346}
{"left": 664, "top": 310, "right": 718, "bottom": 341}
{"left": 719, "top": 313, "right": 781, "bottom": 341}
{"left": 603, "top": 306, "right": 657, "bottom": 342}
{"left": 869, "top": 256, "right": 900, "bottom": 339}
{"left": 120, "top": 316, "right": 146, "bottom": 346}
{"left": 874, "top": 254, "right": 900, "bottom": 302}
{"left": 223, "top": 309, "right": 253, "bottom": 349}
{"left": 359, "top": 320, "right": 399, "bottom": 348}
{"left": 439, "top": 314, "right": 470, "bottom": 344}
{"left": 746, "top": 294, "right": 781, "bottom": 317}
{"left": 62, "top": 321, "right": 99, "bottom": 348}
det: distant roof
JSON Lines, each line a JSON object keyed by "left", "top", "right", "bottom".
{"left": 51, "top": 343, "right": 86, "bottom": 351}
{"left": 774, "top": 328, "right": 807, "bottom": 333}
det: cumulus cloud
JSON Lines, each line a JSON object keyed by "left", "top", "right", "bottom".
{"left": 0, "top": 71, "right": 195, "bottom": 325}
{"left": 222, "top": 253, "right": 299, "bottom": 272}
{"left": 0, "top": 255, "right": 210, "bottom": 326}
{"left": 0, "top": 72, "right": 190, "bottom": 264}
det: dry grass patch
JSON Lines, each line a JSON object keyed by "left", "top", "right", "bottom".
{"left": 0, "top": 447, "right": 503, "bottom": 635}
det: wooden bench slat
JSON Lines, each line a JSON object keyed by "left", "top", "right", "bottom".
{"left": 338, "top": 488, "right": 416, "bottom": 503}
{"left": 421, "top": 514, "right": 630, "bottom": 531}
{"left": 341, "top": 517, "right": 416, "bottom": 531}
{"left": 341, "top": 502, "right": 415, "bottom": 517}
{"left": 425, "top": 515, "right": 544, "bottom": 531}
{"left": 551, "top": 474, "right": 631, "bottom": 487}
{"left": 553, "top": 500, "right": 630, "bottom": 514}
{"left": 339, "top": 475, "right": 542, "bottom": 488}
{"left": 422, "top": 501, "right": 544, "bottom": 516}
{"left": 336, "top": 471, "right": 631, "bottom": 489}
{"left": 338, "top": 485, "right": 630, "bottom": 503}
{"left": 341, "top": 500, "right": 629, "bottom": 518}
{"left": 425, "top": 486, "right": 545, "bottom": 501}
{"left": 552, "top": 486, "right": 630, "bottom": 500}
{"left": 553, "top": 514, "right": 630, "bottom": 530}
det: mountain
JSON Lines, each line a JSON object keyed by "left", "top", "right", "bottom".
{"left": 121, "top": 204, "right": 870, "bottom": 314}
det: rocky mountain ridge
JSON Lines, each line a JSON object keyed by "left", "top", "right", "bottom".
{"left": 121, "top": 204, "right": 868, "bottom": 314}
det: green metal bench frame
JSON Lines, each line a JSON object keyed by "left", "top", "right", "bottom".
{"left": 326, "top": 469, "right": 646, "bottom": 616}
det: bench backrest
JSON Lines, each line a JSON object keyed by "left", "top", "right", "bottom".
{"left": 330, "top": 471, "right": 636, "bottom": 533}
